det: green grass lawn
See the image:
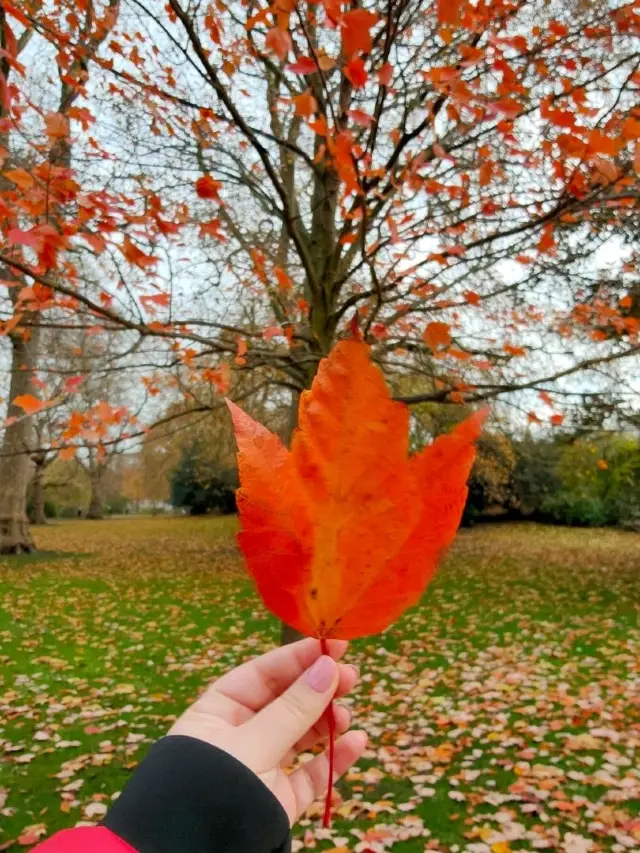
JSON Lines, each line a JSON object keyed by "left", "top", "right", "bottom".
{"left": 1, "top": 518, "right": 639, "bottom": 851}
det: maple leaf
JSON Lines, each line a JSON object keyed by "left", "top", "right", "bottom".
{"left": 347, "top": 109, "right": 374, "bottom": 127}
{"left": 377, "top": 62, "right": 393, "bottom": 86}
{"left": 195, "top": 175, "right": 223, "bottom": 200}
{"left": 7, "top": 226, "right": 42, "bottom": 251}
{"left": 236, "top": 336, "right": 248, "bottom": 365}
{"left": 265, "top": 27, "right": 291, "bottom": 61}
{"left": 200, "top": 218, "right": 228, "bottom": 241}
{"left": 317, "top": 54, "right": 335, "bottom": 71}
{"left": 322, "top": 0, "right": 341, "bottom": 24}
{"left": 229, "top": 339, "right": 485, "bottom": 640}
{"left": 141, "top": 292, "right": 171, "bottom": 309}
{"left": 344, "top": 57, "right": 368, "bottom": 88}
{"left": 463, "top": 290, "right": 481, "bottom": 306}
{"left": 423, "top": 321, "right": 452, "bottom": 351}
{"left": 263, "top": 325, "right": 284, "bottom": 341}
{"left": 63, "top": 375, "right": 87, "bottom": 394}
{"left": 3, "top": 167, "right": 34, "bottom": 191}
{"left": 13, "top": 394, "right": 45, "bottom": 415}
{"left": 121, "top": 236, "right": 158, "bottom": 269}
{"left": 275, "top": 267, "right": 293, "bottom": 289}
{"left": 341, "top": 10, "right": 378, "bottom": 58}
{"left": 286, "top": 57, "right": 317, "bottom": 75}
{"left": 44, "top": 112, "right": 69, "bottom": 140}
{"left": 293, "top": 91, "right": 318, "bottom": 117}
{"left": 437, "top": 0, "right": 463, "bottom": 25}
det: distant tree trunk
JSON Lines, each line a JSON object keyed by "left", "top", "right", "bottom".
{"left": 87, "top": 462, "right": 106, "bottom": 519}
{"left": 280, "top": 388, "right": 304, "bottom": 646}
{"left": 0, "top": 326, "right": 39, "bottom": 554}
{"left": 280, "top": 622, "right": 304, "bottom": 645}
{"left": 31, "top": 455, "right": 47, "bottom": 526}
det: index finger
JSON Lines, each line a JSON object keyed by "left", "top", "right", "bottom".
{"left": 212, "top": 637, "right": 348, "bottom": 712}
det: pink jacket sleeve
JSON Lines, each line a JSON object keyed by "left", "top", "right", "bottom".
{"left": 33, "top": 827, "right": 137, "bottom": 853}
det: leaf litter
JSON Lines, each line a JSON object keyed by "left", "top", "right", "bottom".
{"left": 0, "top": 518, "right": 638, "bottom": 851}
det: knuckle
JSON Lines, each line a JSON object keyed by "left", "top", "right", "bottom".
{"left": 281, "top": 687, "right": 313, "bottom": 724}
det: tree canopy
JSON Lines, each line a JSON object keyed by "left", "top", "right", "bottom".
{"left": 0, "top": 0, "right": 638, "bottom": 550}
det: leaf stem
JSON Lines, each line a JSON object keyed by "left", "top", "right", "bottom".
{"left": 320, "top": 637, "right": 335, "bottom": 828}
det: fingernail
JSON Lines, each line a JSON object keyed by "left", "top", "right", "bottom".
{"left": 305, "top": 655, "right": 336, "bottom": 693}
{"left": 348, "top": 664, "right": 360, "bottom": 681}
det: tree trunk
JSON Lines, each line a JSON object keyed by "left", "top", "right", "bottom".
{"left": 279, "top": 388, "right": 304, "bottom": 645}
{"left": 31, "top": 458, "right": 47, "bottom": 525}
{"left": 0, "top": 328, "right": 39, "bottom": 554}
{"left": 0, "top": 41, "right": 38, "bottom": 553}
{"left": 87, "top": 466, "right": 105, "bottom": 520}
{"left": 280, "top": 622, "right": 304, "bottom": 645}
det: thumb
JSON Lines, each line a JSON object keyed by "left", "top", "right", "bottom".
{"left": 242, "top": 655, "right": 338, "bottom": 770}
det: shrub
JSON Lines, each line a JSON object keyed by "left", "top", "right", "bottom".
{"left": 171, "top": 445, "right": 237, "bottom": 515}
{"left": 511, "top": 437, "right": 562, "bottom": 516}
{"left": 59, "top": 506, "right": 84, "bottom": 519}
{"left": 462, "top": 432, "right": 517, "bottom": 524}
{"left": 27, "top": 498, "right": 59, "bottom": 521}
{"left": 531, "top": 433, "right": 639, "bottom": 528}
{"left": 540, "top": 493, "right": 611, "bottom": 527}
{"left": 104, "top": 495, "right": 131, "bottom": 515}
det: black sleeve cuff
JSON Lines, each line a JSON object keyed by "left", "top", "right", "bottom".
{"left": 102, "top": 735, "right": 291, "bottom": 853}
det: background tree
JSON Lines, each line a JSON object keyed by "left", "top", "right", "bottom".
{"left": 0, "top": 1, "right": 120, "bottom": 551}
{"left": 1, "top": 0, "right": 638, "bottom": 558}
{"left": 170, "top": 444, "right": 238, "bottom": 516}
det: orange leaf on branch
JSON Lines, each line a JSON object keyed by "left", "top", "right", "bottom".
{"left": 4, "top": 167, "right": 34, "bottom": 191}
{"left": 344, "top": 57, "right": 368, "bottom": 88}
{"left": 121, "top": 236, "right": 158, "bottom": 270}
{"left": 423, "top": 321, "right": 452, "bottom": 351}
{"left": 141, "top": 292, "right": 171, "bottom": 310}
{"left": 195, "top": 174, "right": 223, "bottom": 200}
{"left": 437, "top": 0, "right": 463, "bottom": 25}
{"left": 275, "top": 267, "right": 293, "bottom": 290}
{"left": 503, "top": 342, "right": 526, "bottom": 357}
{"left": 236, "top": 336, "right": 248, "bottom": 365}
{"left": 322, "top": 0, "right": 341, "bottom": 25}
{"left": 44, "top": 112, "right": 70, "bottom": 140}
{"left": 7, "top": 225, "right": 68, "bottom": 269}
{"left": 317, "top": 54, "right": 335, "bottom": 72}
{"left": 293, "top": 91, "right": 317, "bottom": 118}
{"left": 347, "top": 108, "right": 374, "bottom": 127}
{"left": 463, "top": 290, "right": 481, "bottom": 306}
{"left": 265, "top": 27, "right": 292, "bottom": 61}
{"left": 200, "top": 218, "right": 228, "bottom": 242}
{"left": 286, "top": 57, "right": 318, "bottom": 75}
{"left": 341, "top": 9, "right": 378, "bottom": 58}
{"left": 377, "top": 62, "right": 393, "bottom": 86}
{"left": 63, "top": 375, "right": 87, "bottom": 394}
{"left": 13, "top": 394, "right": 45, "bottom": 415}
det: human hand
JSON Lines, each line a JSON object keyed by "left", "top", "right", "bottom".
{"left": 168, "top": 638, "right": 367, "bottom": 825}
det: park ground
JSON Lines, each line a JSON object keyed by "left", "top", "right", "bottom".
{"left": 0, "top": 519, "right": 639, "bottom": 852}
